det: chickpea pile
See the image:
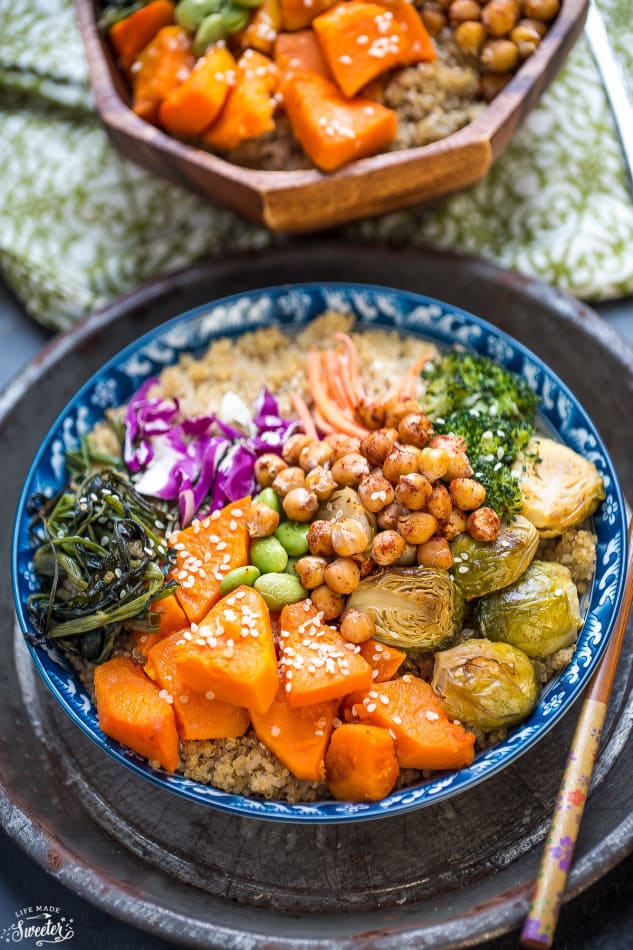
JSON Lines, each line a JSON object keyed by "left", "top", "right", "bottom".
{"left": 249, "top": 402, "right": 500, "bottom": 635}
{"left": 419, "top": 0, "right": 560, "bottom": 101}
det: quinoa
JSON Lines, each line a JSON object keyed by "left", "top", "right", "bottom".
{"left": 84, "top": 314, "right": 599, "bottom": 801}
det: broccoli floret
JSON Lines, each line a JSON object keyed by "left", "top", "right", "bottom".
{"left": 422, "top": 353, "right": 540, "bottom": 522}
{"left": 421, "top": 352, "right": 539, "bottom": 423}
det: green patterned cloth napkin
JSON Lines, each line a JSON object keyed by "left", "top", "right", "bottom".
{"left": 1, "top": 0, "right": 632, "bottom": 330}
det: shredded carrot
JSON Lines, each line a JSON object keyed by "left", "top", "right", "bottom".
{"left": 323, "top": 350, "right": 353, "bottom": 412}
{"left": 290, "top": 392, "right": 318, "bottom": 440}
{"left": 384, "top": 352, "right": 434, "bottom": 403}
{"left": 312, "top": 407, "right": 335, "bottom": 434}
{"left": 306, "top": 349, "right": 369, "bottom": 438}
{"left": 335, "top": 346, "right": 359, "bottom": 409}
{"left": 334, "top": 332, "right": 366, "bottom": 404}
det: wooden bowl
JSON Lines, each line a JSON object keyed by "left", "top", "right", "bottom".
{"left": 74, "top": 0, "right": 587, "bottom": 233}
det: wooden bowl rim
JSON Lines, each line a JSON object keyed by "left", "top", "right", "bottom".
{"left": 76, "top": 0, "right": 588, "bottom": 190}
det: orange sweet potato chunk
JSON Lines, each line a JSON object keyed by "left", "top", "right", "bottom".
{"left": 278, "top": 600, "right": 372, "bottom": 708}
{"left": 313, "top": 0, "right": 435, "bottom": 98}
{"left": 145, "top": 632, "right": 249, "bottom": 740}
{"left": 250, "top": 686, "right": 337, "bottom": 780}
{"left": 203, "top": 50, "right": 279, "bottom": 151}
{"left": 94, "top": 656, "right": 180, "bottom": 772}
{"left": 275, "top": 30, "right": 333, "bottom": 82}
{"left": 169, "top": 496, "right": 250, "bottom": 624}
{"left": 174, "top": 586, "right": 279, "bottom": 714}
{"left": 358, "top": 639, "right": 405, "bottom": 683}
{"left": 280, "top": 70, "right": 397, "bottom": 171}
{"left": 325, "top": 723, "right": 399, "bottom": 800}
{"left": 159, "top": 46, "right": 237, "bottom": 137}
{"left": 129, "top": 592, "right": 189, "bottom": 657}
{"left": 237, "top": 0, "right": 282, "bottom": 56}
{"left": 280, "top": 0, "right": 338, "bottom": 31}
{"left": 109, "top": 0, "right": 176, "bottom": 74}
{"left": 132, "top": 25, "right": 194, "bottom": 125}
{"left": 343, "top": 675, "right": 475, "bottom": 771}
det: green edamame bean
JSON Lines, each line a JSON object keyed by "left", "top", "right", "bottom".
{"left": 232, "top": 0, "right": 265, "bottom": 9}
{"left": 193, "top": 12, "right": 228, "bottom": 54}
{"left": 275, "top": 521, "right": 310, "bottom": 557}
{"left": 254, "top": 573, "right": 308, "bottom": 611}
{"left": 255, "top": 487, "right": 281, "bottom": 515}
{"left": 222, "top": 2, "right": 250, "bottom": 32}
{"left": 219, "top": 565, "right": 261, "bottom": 595}
{"left": 285, "top": 556, "right": 299, "bottom": 578}
{"left": 176, "top": 0, "right": 223, "bottom": 31}
{"left": 250, "top": 536, "right": 288, "bottom": 575}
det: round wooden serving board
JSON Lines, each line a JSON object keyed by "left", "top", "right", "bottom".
{"left": 1, "top": 243, "right": 632, "bottom": 948}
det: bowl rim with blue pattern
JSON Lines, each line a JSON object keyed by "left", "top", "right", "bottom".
{"left": 11, "top": 282, "right": 628, "bottom": 823}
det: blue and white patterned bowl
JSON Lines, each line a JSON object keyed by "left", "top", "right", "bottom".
{"left": 11, "top": 284, "right": 628, "bottom": 823}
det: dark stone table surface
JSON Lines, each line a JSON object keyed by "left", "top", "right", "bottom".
{"left": 1, "top": 276, "right": 632, "bottom": 950}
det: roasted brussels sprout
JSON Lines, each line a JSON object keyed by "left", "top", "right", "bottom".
{"left": 512, "top": 436, "right": 605, "bottom": 537}
{"left": 475, "top": 560, "right": 582, "bottom": 658}
{"left": 345, "top": 566, "right": 463, "bottom": 653}
{"left": 450, "top": 515, "right": 539, "bottom": 600}
{"left": 432, "top": 638, "right": 539, "bottom": 731}
{"left": 317, "top": 487, "right": 376, "bottom": 549}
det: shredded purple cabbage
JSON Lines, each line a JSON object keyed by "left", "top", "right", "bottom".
{"left": 123, "top": 383, "right": 297, "bottom": 526}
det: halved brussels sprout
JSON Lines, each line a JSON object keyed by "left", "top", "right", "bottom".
{"left": 512, "top": 436, "right": 605, "bottom": 537}
{"left": 346, "top": 566, "right": 463, "bottom": 653}
{"left": 317, "top": 487, "right": 376, "bottom": 548}
{"left": 475, "top": 560, "right": 582, "bottom": 658}
{"left": 450, "top": 515, "right": 539, "bottom": 600}
{"left": 432, "top": 638, "right": 539, "bottom": 732}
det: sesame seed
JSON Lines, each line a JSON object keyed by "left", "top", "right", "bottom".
{"left": 425, "top": 710, "right": 440, "bottom": 721}
{"left": 205, "top": 690, "right": 215, "bottom": 700}
{"left": 270, "top": 725, "right": 281, "bottom": 737}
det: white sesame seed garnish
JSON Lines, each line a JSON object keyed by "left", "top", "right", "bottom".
{"left": 425, "top": 710, "right": 440, "bottom": 722}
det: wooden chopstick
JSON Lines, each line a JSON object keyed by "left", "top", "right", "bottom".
{"left": 520, "top": 515, "right": 633, "bottom": 948}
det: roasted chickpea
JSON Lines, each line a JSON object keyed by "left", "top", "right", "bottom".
{"left": 358, "top": 472, "right": 395, "bottom": 512}
{"left": 510, "top": 18, "right": 545, "bottom": 56}
{"left": 426, "top": 483, "right": 452, "bottom": 522}
{"left": 310, "top": 583, "right": 346, "bottom": 620}
{"left": 282, "top": 487, "right": 319, "bottom": 522}
{"left": 384, "top": 398, "right": 422, "bottom": 430}
{"left": 421, "top": 2, "right": 447, "bottom": 34}
{"left": 383, "top": 446, "right": 421, "bottom": 483}
{"left": 523, "top": 0, "right": 559, "bottom": 20}
{"left": 397, "top": 412, "right": 434, "bottom": 448}
{"left": 398, "top": 511, "right": 438, "bottom": 545}
{"left": 324, "top": 432, "right": 361, "bottom": 461}
{"left": 356, "top": 398, "right": 386, "bottom": 430}
{"left": 299, "top": 440, "right": 333, "bottom": 473}
{"left": 340, "top": 608, "right": 376, "bottom": 644}
{"left": 441, "top": 507, "right": 468, "bottom": 541}
{"left": 246, "top": 502, "right": 280, "bottom": 538}
{"left": 481, "top": 37, "right": 519, "bottom": 71}
{"left": 372, "top": 529, "right": 407, "bottom": 566}
{"left": 305, "top": 465, "right": 337, "bottom": 502}
{"left": 324, "top": 557, "right": 361, "bottom": 595}
{"left": 294, "top": 555, "right": 328, "bottom": 590}
{"left": 272, "top": 466, "right": 305, "bottom": 498}
{"left": 254, "top": 453, "right": 287, "bottom": 487}
{"left": 282, "top": 433, "right": 313, "bottom": 465}
{"left": 418, "top": 446, "right": 450, "bottom": 482}
{"left": 449, "top": 478, "right": 487, "bottom": 511}
{"left": 417, "top": 537, "right": 454, "bottom": 569}
{"left": 481, "top": 0, "right": 519, "bottom": 36}
{"left": 480, "top": 71, "right": 513, "bottom": 100}
{"left": 360, "top": 427, "right": 399, "bottom": 466}
{"left": 307, "top": 519, "right": 335, "bottom": 557}
{"left": 467, "top": 506, "right": 501, "bottom": 541}
{"left": 331, "top": 517, "right": 369, "bottom": 557}
{"left": 449, "top": 0, "right": 482, "bottom": 23}
{"left": 331, "top": 452, "right": 370, "bottom": 488}
{"left": 395, "top": 473, "right": 433, "bottom": 510}
{"left": 455, "top": 19, "right": 487, "bottom": 53}
{"left": 376, "top": 500, "right": 405, "bottom": 531}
